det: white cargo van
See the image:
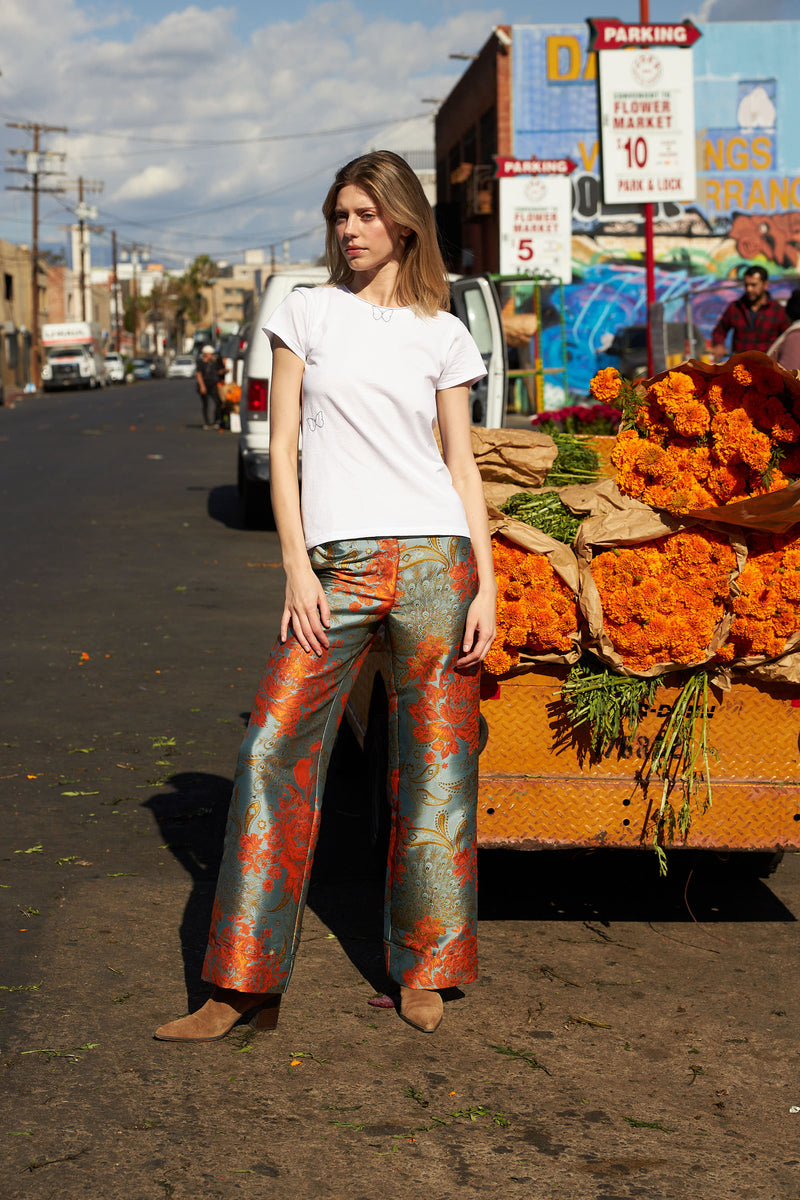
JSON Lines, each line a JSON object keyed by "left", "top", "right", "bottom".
{"left": 237, "top": 270, "right": 506, "bottom": 526}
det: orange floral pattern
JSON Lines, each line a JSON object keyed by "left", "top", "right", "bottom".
{"left": 717, "top": 530, "right": 800, "bottom": 661}
{"left": 591, "top": 528, "right": 736, "bottom": 671}
{"left": 203, "top": 536, "right": 482, "bottom": 993}
{"left": 401, "top": 919, "right": 479, "bottom": 988}
{"left": 606, "top": 355, "right": 800, "bottom": 515}
{"left": 484, "top": 534, "right": 579, "bottom": 676}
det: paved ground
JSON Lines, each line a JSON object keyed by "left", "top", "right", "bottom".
{"left": 1, "top": 382, "right": 799, "bottom": 1199}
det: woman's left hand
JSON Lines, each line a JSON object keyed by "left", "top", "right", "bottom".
{"left": 456, "top": 589, "right": 497, "bottom": 669}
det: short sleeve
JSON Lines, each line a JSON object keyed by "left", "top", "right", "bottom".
{"left": 263, "top": 288, "right": 312, "bottom": 362}
{"left": 436, "top": 318, "right": 488, "bottom": 390}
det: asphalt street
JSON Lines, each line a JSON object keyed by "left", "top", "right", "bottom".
{"left": 1, "top": 380, "right": 800, "bottom": 1199}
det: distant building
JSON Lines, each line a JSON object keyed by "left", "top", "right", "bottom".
{"left": 0, "top": 239, "right": 47, "bottom": 395}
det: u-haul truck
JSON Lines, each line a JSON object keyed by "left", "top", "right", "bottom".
{"left": 41, "top": 322, "right": 107, "bottom": 391}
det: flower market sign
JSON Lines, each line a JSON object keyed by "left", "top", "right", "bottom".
{"left": 498, "top": 171, "right": 573, "bottom": 282}
{"left": 590, "top": 18, "right": 699, "bottom": 205}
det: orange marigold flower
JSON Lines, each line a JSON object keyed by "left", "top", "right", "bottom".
{"left": 590, "top": 366, "right": 622, "bottom": 403}
{"left": 732, "top": 363, "right": 753, "bottom": 387}
{"left": 723, "top": 530, "right": 800, "bottom": 660}
{"left": 487, "top": 535, "right": 579, "bottom": 674}
{"left": 591, "top": 529, "right": 736, "bottom": 671}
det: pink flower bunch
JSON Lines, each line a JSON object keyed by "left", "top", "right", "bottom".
{"left": 531, "top": 404, "right": 622, "bottom": 436}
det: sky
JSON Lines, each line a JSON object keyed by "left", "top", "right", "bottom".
{"left": 1, "top": 0, "right": 796, "bottom": 270}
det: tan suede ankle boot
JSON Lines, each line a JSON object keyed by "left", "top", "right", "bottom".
{"left": 154, "top": 989, "right": 281, "bottom": 1042}
{"left": 399, "top": 986, "right": 443, "bottom": 1033}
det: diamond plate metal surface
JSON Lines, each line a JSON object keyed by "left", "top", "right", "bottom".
{"left": 478, "top": 668, "right": 800, "bottom": 850}
{"left": 347, "top": 648, "right": 800, "bottom": 852}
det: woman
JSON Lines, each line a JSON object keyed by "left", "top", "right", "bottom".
{"left": 155, "top": 151, "right": 496, "bottom": 1041}
{"left": 768, "top": 289, "right": 800, "bottom": 372}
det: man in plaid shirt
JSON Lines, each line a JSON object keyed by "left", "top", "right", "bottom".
{"left": 711, "top": 265, "right": 789, "bottom": 360}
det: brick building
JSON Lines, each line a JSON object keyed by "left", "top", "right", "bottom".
{"left": 435, "top": 27, "right": 512, "bottom": 274}
{"left": 0, "top": 239, "right": 48, "bottom": 397}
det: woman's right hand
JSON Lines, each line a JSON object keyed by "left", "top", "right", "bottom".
{"left": 281, "top": 564, "right": 331, "bottom": 656}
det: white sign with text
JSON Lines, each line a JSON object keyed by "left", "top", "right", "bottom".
{"left": 499, "top": 174, "right": 573, "bottom": 281}
{"left": 598, "top": 46, "right": 696, "bottom": 204}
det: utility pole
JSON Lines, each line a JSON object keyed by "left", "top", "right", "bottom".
{"left": 119, "top": 243, "right": 150, "bottom": 354}
{"left": 5, "top": 121, "right": 67, "bottom": 389}
{"left": 111, "top": 230, "right": 121, "bottom": 351}
{"left": 65, "top": 177, "right": 104, "bottom": 321}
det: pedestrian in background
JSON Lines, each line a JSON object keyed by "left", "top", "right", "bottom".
{"left": 196, "top": 344, "right": 222, "bottom": 429}
{"left": 768, "top": 289, "right": 800, "bottom": 372}
{"left": 155, "top": 150, "right": 497, "bottom": 1043}
{"left": 711, "top": 265, "right": 789, "bottom": 361}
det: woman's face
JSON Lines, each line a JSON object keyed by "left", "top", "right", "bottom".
{"left": 333, "top": 184, "right": 405, "bottom": 274}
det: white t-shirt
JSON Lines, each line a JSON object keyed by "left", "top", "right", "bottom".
{"left": 264, "top": 285, "right": 487, "bottom": 549}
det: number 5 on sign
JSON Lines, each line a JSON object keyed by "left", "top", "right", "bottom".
{"left": 498, "top": 175, "right": 572, "bottom": 281}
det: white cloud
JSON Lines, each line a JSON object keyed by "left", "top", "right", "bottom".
{"left": 114, "top": 164, "right": 186, "bottom": 200}
{"left": 0, "top": 2, "right": 502, "bottom": 263}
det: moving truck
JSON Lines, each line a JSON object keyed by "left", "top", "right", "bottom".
{"left": 41, "top": 322, "right": 107, "bottom": 391}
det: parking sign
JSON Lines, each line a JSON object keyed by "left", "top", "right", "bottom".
{"left": 597, "top": 44, "right": 697, "bottom": 205}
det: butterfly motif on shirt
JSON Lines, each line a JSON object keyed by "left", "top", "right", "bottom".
{"left": 306, "top": 410, "right": 325, "bottom": 432}
{"left": 371, "top": 306, "right": 393, "bottom": 323}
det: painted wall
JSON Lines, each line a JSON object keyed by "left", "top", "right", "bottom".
{"left": 509, "top": 21, "right": 800, "bottom": 399}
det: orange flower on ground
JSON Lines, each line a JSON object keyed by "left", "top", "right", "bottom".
{"left": 591, "top": 528, "right": 736, "bottom": 671}
{"left": 717, "top": 530, "right": 800, "bottom": 662}
{"left": 483, "top": 535, "right": 579, "bottom": 675}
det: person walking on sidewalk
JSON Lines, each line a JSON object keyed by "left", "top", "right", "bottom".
{"left": 710, "top": 265, "right": 789, "bottom": 361}
{"left": 196, "top": 344, "right": 223, "bottom": 428}
{"left": 155, "top": 150, "right": 497, "bottom": 1042}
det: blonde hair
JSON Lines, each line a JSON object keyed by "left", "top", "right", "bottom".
{"left": 322, "top": 151, "right": 450, "bottom": 317}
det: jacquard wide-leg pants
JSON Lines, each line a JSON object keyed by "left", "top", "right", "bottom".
{"left": 202, "top": 536, "right": 480, "bottom": 993}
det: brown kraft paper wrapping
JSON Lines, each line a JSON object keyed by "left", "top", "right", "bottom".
{"left": 471, "top": 427, "right": 557, "bottom": 487}
{"left": 488, "top": 506, "right": 582, "bottom": 667}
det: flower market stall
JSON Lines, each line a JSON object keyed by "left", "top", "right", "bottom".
{"left": 478, "top": 352, "right": 800, "bottom": 870}
{"left": 346, "top": 352, "right": 800, "bottom": 871}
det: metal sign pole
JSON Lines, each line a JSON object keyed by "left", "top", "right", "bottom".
{"left": 640, "top": 0, "right": 656, "bottom": 376}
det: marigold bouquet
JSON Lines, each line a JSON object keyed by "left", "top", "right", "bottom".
{"left": 589, "top": 528, "right": 737, "bottom": 672}
{"left": 606, "top": 354, "right": 800, "bottom": 515}
{"left": 484, "top": 534, "right": 579, "bottom": 676}
{"left": 717, "top": 528, "right": 800, "bottom": 663}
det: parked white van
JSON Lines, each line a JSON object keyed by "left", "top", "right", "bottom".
{"left": 237, "top": 270, "right": 506, "bottom": 526}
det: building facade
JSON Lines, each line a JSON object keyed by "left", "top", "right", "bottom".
{"left": 435, "top": 21, "right": 800, "bottom": 400}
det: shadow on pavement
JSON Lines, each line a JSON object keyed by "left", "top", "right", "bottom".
{"left": 144, "top": 728, "right": 796, "bottom": 1008}
{"left": 142, "top": 722, "right": 392, "bottom": 1008}
{"left": 206, "top": 483, "right": 244, "bottom": 530}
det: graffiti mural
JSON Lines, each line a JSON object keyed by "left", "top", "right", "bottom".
{"left": 508, "top": 21, "right": 800, "bottom": 399}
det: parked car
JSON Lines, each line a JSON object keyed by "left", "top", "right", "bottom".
{"left": 237, "top": 270, "right": 506, "bottom": 527}
{"left": 132, "top": 358, "right": 153, "bottom": 380}
{"left": 141, "top": 354, "right": 167, "bottom": 378}
{"left": 168, "top": 354, "right": 197, "bottom": 379}
{"left": 104, "top": 351, "right": 126, "bottom": 384}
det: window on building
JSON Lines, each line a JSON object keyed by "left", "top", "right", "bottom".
{"left": 4, "top": 273, "right": 12, "bottom": 302}
{"left": 479, "top": 106, "right": 496, "bottom": 164}
{"left": 463, "top": 125, "right": 477, "bottom": 169}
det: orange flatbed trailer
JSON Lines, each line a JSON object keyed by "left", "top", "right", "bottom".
{"left": 346, "top": 649, "right": 800, "bottom": 855}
